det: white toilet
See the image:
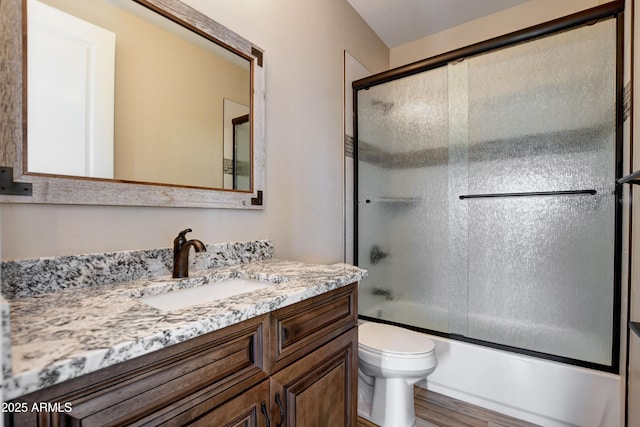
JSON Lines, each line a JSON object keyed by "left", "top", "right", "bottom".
{"left": 357, "top": 322, "right": 437, "bottom": 427}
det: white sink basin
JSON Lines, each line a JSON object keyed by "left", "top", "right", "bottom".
{"left": 138, "top": 278, "right": 274, "bottom": 312}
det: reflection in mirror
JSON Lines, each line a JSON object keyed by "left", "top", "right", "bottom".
{"left": 233, "top": 115, "right": 250, "bottom": 191}
{"left": 26, "top": 0, "right": 250, "bottom": 190}
{"left": 223, "top": 98, "right": 250, "bottom": 191}
{"left": 28, "top": 0, "right": 116, "bottom": 179}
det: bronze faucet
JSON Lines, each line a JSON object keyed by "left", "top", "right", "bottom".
{"left": 172, "top": 228, "right": 207, "bottom": 278}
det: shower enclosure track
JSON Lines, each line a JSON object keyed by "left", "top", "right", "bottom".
{"left": 458, "top": 189, "right": 597, "bottom": 200}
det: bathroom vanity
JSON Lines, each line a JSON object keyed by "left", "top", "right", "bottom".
{"left": 1, "top": 240, "right": 366, "bottom": 426}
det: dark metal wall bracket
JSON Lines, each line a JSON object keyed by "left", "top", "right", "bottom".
{"left": 0, "top": 167, "right": 32, "bottom": 196}
{"left": 459, "top": 189, "right": 597, "bottom": 200}
{"left": 251, "top": 190, "right": 263, "bottom": 206}
{"left": 251, "top": 47, "right": 263, "bottom": 67}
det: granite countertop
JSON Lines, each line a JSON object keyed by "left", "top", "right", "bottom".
{"left": 2, "top": 252, "right": 366, "bottom": 400}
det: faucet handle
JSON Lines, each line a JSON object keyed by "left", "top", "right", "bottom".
{"left": 178, "top": 228, "right": 192, "bottom": 238}
{"left": 174, "top": 228, "right": 193, "bottom": 250}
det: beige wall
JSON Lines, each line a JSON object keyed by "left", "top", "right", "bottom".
{"left": 390, "top": 0, "right": 607, "bottom": 68}
{"left": 0, "top": 0, "right": 388, "bottom": 262}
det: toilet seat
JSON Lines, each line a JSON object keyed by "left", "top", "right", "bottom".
{"left": 359, "top": 344, "right": 431, "bottom": 361}
{"left": 359, "top": 322, "right": 435, "bottom": 356}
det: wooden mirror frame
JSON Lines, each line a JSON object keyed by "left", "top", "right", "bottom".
{"left": 0, "top": 0, "right": 266, "bottom": 209}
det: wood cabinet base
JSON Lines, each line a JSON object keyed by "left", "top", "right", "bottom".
{"left": 6, "top": 283, "right": 358, "bottom": 427}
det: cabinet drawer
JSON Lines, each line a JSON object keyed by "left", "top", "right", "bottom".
{"left": 11, "top": 315, "right": 268, "bottom": 427}
{"left": 269, "top": 283, "right": 357, "bottom": 372}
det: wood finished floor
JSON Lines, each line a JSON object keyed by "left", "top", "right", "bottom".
{"left": 357, "top": 387, "right": 541, "bottom": 427}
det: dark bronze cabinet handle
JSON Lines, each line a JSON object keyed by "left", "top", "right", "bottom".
{"left": 261, "top": 401, "right": 271, "bottom": 427}
{"left": 275, "top": 392, "right": 285, "bottom": 427}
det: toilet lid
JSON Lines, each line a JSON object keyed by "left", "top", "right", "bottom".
{"left": 359, "top": 322, "right": 435, "bottom": 355}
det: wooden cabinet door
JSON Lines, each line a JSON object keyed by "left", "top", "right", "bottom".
{"left": 186, "top": 380, "right": 271, "bottom": 427}
{"left": 269, "top": 328, "right": 357, "bottom": 427}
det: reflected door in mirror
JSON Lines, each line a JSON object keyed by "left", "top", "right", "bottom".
{"left": 233, "top": 115, "right": 250, "bottom": 191}
{"left": 27, "top": 0, "right": 115, "bottom": 178}
{"left": 223, "top": 98, "right": 250, "bottom": 191}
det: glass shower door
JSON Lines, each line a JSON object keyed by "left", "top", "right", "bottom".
{"left": 462, "top": 19, "right": 617, "bottom": 365}
{"left": 355, "top": 16, "right": 618, "bottom": 368}
{"left": 356, "top": 66, "right": 452, "bottom": 333}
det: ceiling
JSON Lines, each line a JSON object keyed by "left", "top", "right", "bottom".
{"left": 347, "top": 0, "right": 532, "bottom": 48}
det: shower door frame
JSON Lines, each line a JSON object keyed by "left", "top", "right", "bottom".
{"left": 353, "top": 1, "right": 625, "bottom": 373}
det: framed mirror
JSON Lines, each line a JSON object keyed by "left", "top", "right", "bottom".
{"left": 0, "top": 0, "right": 265, "bottom": 208}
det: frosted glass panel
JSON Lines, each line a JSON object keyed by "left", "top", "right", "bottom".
{"left": 466, "top": 20, "right": 616, "bottom": 195}
{"left": 357, "top": 66, "right": 451, "bottom": 332}
{"left": 464, "top": 19, "right": 616, "bottom": 365}
{"left": 466, "top": 195, "right": 615, "bottom": 364}
{"left": 447, "top": 60, "right": 470, "bottom": 336}
{"left": 355, "top": 17, "right": 618, "bottom": 367}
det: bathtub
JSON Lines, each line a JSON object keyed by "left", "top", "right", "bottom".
{"left": 359, "top": 300, "right": 621, "bottom": 427}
